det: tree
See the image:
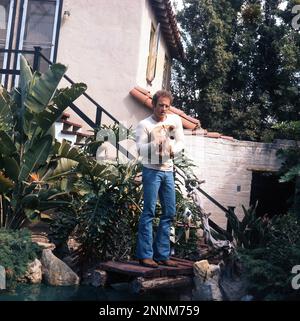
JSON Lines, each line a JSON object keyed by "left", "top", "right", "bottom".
{"left": 273, "top": 120, "right": 300, "bottom": 218}
{"left": 172, "top": 0, "right": 300, "bottom": 141}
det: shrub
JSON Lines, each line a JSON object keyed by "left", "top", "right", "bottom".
{"left": 0, "top": 228, "right": 41, "bottom": 289}
{"left": 239, "top": 213, "right": 300, "bottom": 300}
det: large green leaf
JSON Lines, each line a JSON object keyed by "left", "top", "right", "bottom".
{"left": 88, "top": 161, "right": 117, "bottom": 178}
{"left": 35, "top": 83, "right": 87, "bottom": 134}
{"left": 22, "top": 57, "right": 67, "bottom": 114}
{"left": 38, "top": 200, "right": 70, "bottom": 210}
{"left": 0, "top": 156, "right": 20, "bottom": 181}
{"left": 56, "top": 140, "right": 88, "bottom": 164}
{"left": 19, "top": 55, "right": 33, "bottom": 111}
{"left": 0, "top": 131, "right": 17, "bottom": 156}
{"left": 18, "top": 135, "right": 53, "bottom": 182}
{"left": 21, "top": 194, "right": 40, "bottom": 209}
{"left": 57, "top": 140, "right": 115, "bottom": 178}
{"left": 0, "top": 86, "right": 13, "bottom": 132}
{"left": 0, "top": 171, "right": 14, "bottom": 193}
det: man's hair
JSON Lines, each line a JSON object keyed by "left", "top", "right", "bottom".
{"left": 152, "top": 90, "right": 173, "bottom": 107}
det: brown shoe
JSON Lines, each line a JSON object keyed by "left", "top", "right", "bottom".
{"left": 139, "top": 258, "right": 159, "bottom": 268}
{"left": 157, "top": 260, "right": 178, "bottom": 267}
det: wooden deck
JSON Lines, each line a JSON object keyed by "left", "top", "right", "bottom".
{"left": 99, "top": 256, "right": 194, "bottom": 278}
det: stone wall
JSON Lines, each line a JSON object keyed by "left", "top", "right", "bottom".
{"left": 183, "top": 132, "right": 293, "bottom": 228}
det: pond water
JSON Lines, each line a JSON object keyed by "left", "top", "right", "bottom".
{"left": 0, "top": 283, "right": 182, "bottom": 301}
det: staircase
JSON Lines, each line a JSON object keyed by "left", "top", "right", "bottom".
{"left": 54, "top": 112, "right": 92, "bottom": 146}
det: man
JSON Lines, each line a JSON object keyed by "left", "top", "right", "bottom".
{"left": 135, "top": 90, "right": 184, "bottom": 268}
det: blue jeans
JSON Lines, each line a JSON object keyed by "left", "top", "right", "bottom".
{"left": 136, "top": 167, "right": 176, "bottom": 261}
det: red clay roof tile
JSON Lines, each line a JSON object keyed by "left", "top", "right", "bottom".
{"left": 150, "top": 0, "right": 184, "bottom": 60}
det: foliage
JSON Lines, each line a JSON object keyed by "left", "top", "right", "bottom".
{"left": 49, "top": 204, "right": 79, "bottom": 248}
{"left": 227, "top": 205, "right": 271, "bottom": 249}
{"left": 0, "top": 228, "right": 41, "bottom": 289}
{"left": 0, "top": 55, "right": 87, "bottom": 229}
{"left": 172, "top": 186, "right": 202, "bottom": 260}
{"left": 82, "top": 123, "right": 135, "bottom": 157}
{"left": 172, "top": 0, "right": 300, "bottom": 141}
{"left": 49, "top": 157, "right": 144, "bottom": 263}
{"left": 273, "top": 120, "right": 300, "bottom": 216}
{"left": 173, "top": 227, "right": 201, "bottom": 261}
{"left": 273, "top": 121, "right": 300, "bottom": 141}
{"left": 78, "top": 162, "right": 143, "bottom": 262}
{"left": 239, "top": 213, "right": 300, "bottom": 300}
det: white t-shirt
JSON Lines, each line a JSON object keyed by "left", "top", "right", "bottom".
{"left": 135, "top": 113, "right": 184, "bottom": 171}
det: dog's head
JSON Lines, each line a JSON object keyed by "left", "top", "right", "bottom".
{"left": 151, "top": 125, "right": 175, "bottom": 141}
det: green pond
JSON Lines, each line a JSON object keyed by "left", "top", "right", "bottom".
{"left": 0, "top": 283, "right": 182, "bottom": 301}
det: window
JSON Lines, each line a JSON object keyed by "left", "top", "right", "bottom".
{"left": 0, "top": 1, "right": 10, "bottom": 42}
{"left": 0, "top": 4, "right": 7, "bottom": 30}
{"left": 162, "top": 55, "right": 171, "bottom": 90}
{"left": 1, "top": 0, "right": 62, "bottom": 88}
{"left": 22, "top": 0, "right": 58, "bottom": 71}
{"left": 0, "top": 0, "right": 11, "bottom": 78}
{"left": 146, "top": 22, "right": 160, "bottom": 84}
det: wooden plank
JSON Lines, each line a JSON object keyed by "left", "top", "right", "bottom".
{"left": 130, "top": 276, "right": 193, "bottom": 294}
{"left": 99, "top": 258, "right": 194, "bottom": 278}
{"left": 158, "top": 265, "right": 193, "bottom": 277}
{"left": 99, "top": 261, "right": 161, "bottom": 278}
{"left": 170, "top": 257, "right": 195, "bottom": 267}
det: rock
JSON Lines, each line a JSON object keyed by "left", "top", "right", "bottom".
{"left": 91, "top": 270, "right": 108, "bottom": 287}
{"left": 219, "top": 274, "right": 249, "bottom": 301}
{"left": 31, "top": 233, "right": 56, "bottom": 250}
{"left": 36, "top": 242, "right": 56, "bottom": 250}
{"left": 31, "top": 233, "right": 50, "bottom": 244}
{"left": 193, "top": 260, "right": 211, "bottom": 280}
{"left": 81, "top": 269, "right": 108, "bottom": 287}
{"left": 192, "top": 259, "right": 223, "bottom": 301}
{"left": 218, "top": 258, "right": 250, "bottom": 301}
{"left": 0, "top": 265, "right": 6, "bottom": 290}
{"left": 62, "top": 255, "right": 78, "bottom": 270}
{"left": 41, "top": 249, "right": 80, "bottom": 286}
{"left": 67, "top": 238, "right": 80, "bottom": 252}
{"left": 23, "top": 259, "right": 42, "bottom": 284}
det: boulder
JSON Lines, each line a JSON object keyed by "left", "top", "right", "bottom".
{"left": 192, "top": 259, "right": 223, "bottom": 301}
{"left": 219, "top": 274, "right": 249, "bottom": 301}
{"left": 81, "top": 269, "right": 108, "bottom": 287}
{"left": 23, "top": 259, "right": 42, "bottom": 284}
{"left": 36, "top": 242, "right": 56, "bottom": 250}
{"left": 41, "top": 249, "right": 80, "bottom": 286}
{"left": 31, "top": 232, "right": 56, "bottom": 250}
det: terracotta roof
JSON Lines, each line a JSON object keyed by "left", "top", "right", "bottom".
{"left": 130, "top": 86, "right": 235, "bottom": 141}
{"left": 150, "top": 0, "right": 184, "bottom": 60}
{"left": 130, "top": 86, "right": 200, "bottom": 129}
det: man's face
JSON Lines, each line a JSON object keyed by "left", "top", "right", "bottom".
{"left": 153, "top": 96, "right": 171, "bottom": 121}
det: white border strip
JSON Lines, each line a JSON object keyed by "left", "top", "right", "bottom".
{"left": 1, "top": 0, "right": 15, "bottom": 85}
{"left": 50, "top": 0, "right": 60, "bottom": 62}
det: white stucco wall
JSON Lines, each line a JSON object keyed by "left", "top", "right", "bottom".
{"left": 56, "top": 0, "right": 171, "bottom": 133}
{"left": 183, "top": 133, "right": 292, "bottom": 229}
